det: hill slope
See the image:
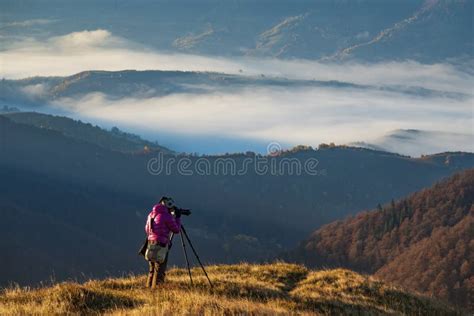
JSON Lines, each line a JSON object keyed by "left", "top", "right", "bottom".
{"left": 376, "top": 213, "right": 473, "bottom": 310}
{"left": 2, "top": 112, "right": 171, "bottom": 154}
{"left": 0, "top": 263, "right": 460, "bottom": 315}
{"left": 292, "top": 169, "right": 474, "bottom": 308}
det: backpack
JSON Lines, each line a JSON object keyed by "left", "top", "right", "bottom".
{"left": 138, "top": 215, "right": 154, "bottom": 257}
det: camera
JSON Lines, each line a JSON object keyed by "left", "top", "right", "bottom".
{"left": 172, "top": 207, "right": 192, "bottom": 217}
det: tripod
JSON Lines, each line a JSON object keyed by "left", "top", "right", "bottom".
{"left": 170, "top": 224, "right": 213, "bottom": 288}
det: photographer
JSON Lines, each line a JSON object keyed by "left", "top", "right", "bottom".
{"left": 144, "top": 196, "right": 181, "bottom": 288}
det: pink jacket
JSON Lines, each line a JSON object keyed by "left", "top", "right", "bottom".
{"left": 145, "top": 204, "right": 181, "bottom": 245}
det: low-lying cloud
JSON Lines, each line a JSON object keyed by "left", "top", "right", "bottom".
{"left": 52, "top": 85, "right": 473, "bottom": 156}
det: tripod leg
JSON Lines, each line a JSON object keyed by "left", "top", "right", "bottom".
{"left": 169, "top": 233, "right": 175, "bottom": 248}
{"left": 181, "top": 225, "right": 213, "bottom": 288}
{"left": 179, "top": 232, "right": 193, "bottom": 286}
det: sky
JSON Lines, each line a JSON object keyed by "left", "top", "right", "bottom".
{"left": 1, "top": 29, "right": 473, "bottom": 156}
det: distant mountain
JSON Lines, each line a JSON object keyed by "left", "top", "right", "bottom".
{"left": 1, "top": 70, "right": 465, "bottom": 108}
{"left": 247, "top": 2, "right": 424, "bottom": 60}
{"left": 0, "top": 70, "right": 363, "bottom": 104}
{"left": 291, "top": 169, "right": 474, "bottom": 309}
{"left": 2, "top": 0, "right": 471, "bottom": 62}
{"left": 2, "top": 112, "right": 172, "bottom": 154}
{"left": 351, "top": 129, "right": 474, "bottom": 157}
{"left": 328, "top": 0, "right": 473, "bottom": 62}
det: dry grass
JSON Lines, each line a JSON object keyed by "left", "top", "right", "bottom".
{"left": 0, "top": 262, "right": 461, "bottom": 315}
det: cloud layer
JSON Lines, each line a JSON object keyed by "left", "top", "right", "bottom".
{"left": 53, "top": 86, "right": 473, "bottom": 155}
{"left": 2, "top": 29, "right": 473, "bottom": 156}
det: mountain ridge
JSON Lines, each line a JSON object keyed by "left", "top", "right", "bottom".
{"left": 2, "top": 0, "right": 471, "bottom": 62}
{"left": 2, "top": 69, "right": 468, "bottom": 108}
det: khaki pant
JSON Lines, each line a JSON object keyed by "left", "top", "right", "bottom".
{"left": 146, "top": 251, "right": 169, "bottom": 288}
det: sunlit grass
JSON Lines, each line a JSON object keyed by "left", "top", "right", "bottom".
{"left": 0, "top": 263, "right": 460, "bottom": 315}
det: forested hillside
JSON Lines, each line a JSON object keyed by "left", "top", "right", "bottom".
{"left": 293, "top": 169, "right": 474, "bottom": 308}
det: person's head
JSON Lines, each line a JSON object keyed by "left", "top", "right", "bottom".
{"left": 159, "top": 196, "right": 175, "bottom": 209}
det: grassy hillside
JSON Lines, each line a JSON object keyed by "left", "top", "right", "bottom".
{"left": 0, "top": 263, "right": 459, "bottom": 315}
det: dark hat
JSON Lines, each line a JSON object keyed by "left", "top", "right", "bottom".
{"left": 159, "top": 196, "right": 171, "bottom": 203}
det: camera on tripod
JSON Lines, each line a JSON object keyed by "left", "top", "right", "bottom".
{"left": 162, "top": 196, "right": 192, "bottom": 217}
